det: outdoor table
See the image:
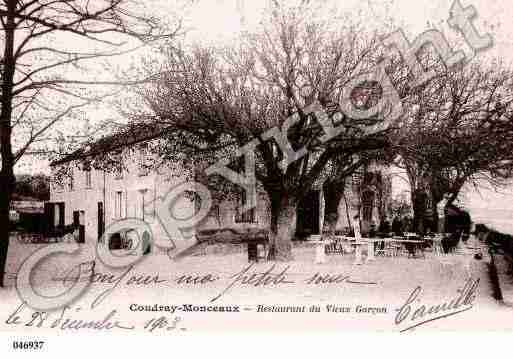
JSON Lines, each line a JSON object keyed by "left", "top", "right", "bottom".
{"left": 331, "top": 236, "right": 427, "bottom": 262}
{"left": 366, "top": 237, "right": 376, "bottom": 262}
{"left": 431, "top": 235, "right": 444, "bottom": 255}
{"left": 351, "top": 237, "right": 426, "bottom": 258}
{"left": 338, "top": 237, "right": 381, "bottom": 263}
{"left": 352, "top": 240, "right": 366, "bottom": 264}
{"left": 246, "top": 239, "right": 268, "bottom": 262}
{"left": 344, "top": 238, "right": 365, "bottom": 265}
{"left": 310, "top": 240, "right": 328, "bottom": 264}
{"left": 395, "top": 239, "right": 425, "bottom": 258}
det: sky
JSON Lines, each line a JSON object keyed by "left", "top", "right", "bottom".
{"left": 182, "top": 0, "right": 513, "bottom": 231}
{"left": 182, "top": 0, "right": 513, "bottom": 59}
{"left": 14, "top": 0, "right": 513, "bottom": 231}
{"left": 19, "top": 0, "right": 513, "bottom": 174}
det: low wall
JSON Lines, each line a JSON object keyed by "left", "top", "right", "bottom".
{"left": 475, "top": 224, "right": 513, "bottom": 303}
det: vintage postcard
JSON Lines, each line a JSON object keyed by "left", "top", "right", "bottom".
{"left": 2, "top": 0, "right": 513, "bottom": 354}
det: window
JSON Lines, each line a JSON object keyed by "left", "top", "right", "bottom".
{"left": 362, "top": 190, "right": 374, "bottom": 222}
{"left": 54, "top": 203, "right": 65, "bottom": 227}
{"left": 58, "top": 203, "right": 65, "bottom": 227}
{"left": 112, "top": 151, "right": 123, "bottom": 179}
{"left": 114, "top": 161, "right": 123, "bottom": 179}
{"left": 352, "top": 171, "right": 363, "bottom": 188}
{"left": 51, "top": 179, "right": 64, "bottom": 193}
{"left": 68, "top": 174, "right": 74, "bottom": 191}
{"left": 138, "top": 143, "right": 151, "bottom": 176}
{"left": 138, "top": 189, "right": 148, "bottom": 220}
{"left": 208, "top": 204, "right": 222, "bottom": 226}
{"left": 235, "top": 189, "right": 256, "bottom": 224}
{"left": 115, "top": 191, "right": 123, "bottom": 219}
{"left": 271, "top": 141, "right": 278, "bottom": 158}
{"left": 85, "top": 170, "right": 92, "bottom": 188}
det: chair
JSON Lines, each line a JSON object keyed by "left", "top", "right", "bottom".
{"left": 432, "top": 234, "right": 444, "bottom": 256}
{"left": 324, "top": 240, "right": 337, "bottom": 255}
{"left": 438, "top": 257, "right": 456, "bottom": 278}
{"left": 325, "top": 238, "right": 344, "bottom": 255}
{"left": 390, "top": 237, "right": 406, "bottom": 256}
{"left": 404, "top": 242, "right": 417, "bottom": 258}
{"left": 441, "top": 233, "right": 460, "bottom": 254}
{"left": 389, "top": 242, "right": 403, "bottom": 256}
{"left": 417, "top": 241, "right": 427, "bottom": 258}
{"left": 374, "top": 240, "right": 386, "bottom": 256}
{"left": 334, "top": 238, "right": 345, "bottom": 254}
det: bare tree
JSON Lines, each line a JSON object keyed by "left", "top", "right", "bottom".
{"left": 0, "top": 0, "right": 182, "bottom": 287}
{"left": 135, "top": 2, "right": 394, "bottom": 260}
{"left": 394, "top": 58, "right": 513, "bottom": 233}
{"left": 320, "top": 147, "right": 389, "bottom": 238}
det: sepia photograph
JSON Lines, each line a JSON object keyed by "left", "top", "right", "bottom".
{"left": 1, "top": 0, "right": 513, "bottom": 356}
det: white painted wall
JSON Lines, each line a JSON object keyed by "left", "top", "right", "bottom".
{"left": 50, "top": 145, "right": 392, "bottom": 244}
{"left": 50, "top": 147, "right": 194, "bottom": 246}
{"left": 49, "top": 145, "right": 272, "bottom": 247}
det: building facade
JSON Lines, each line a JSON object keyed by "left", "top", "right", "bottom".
{"left": 48, "top": 136, "right": 392, "bottom": 247}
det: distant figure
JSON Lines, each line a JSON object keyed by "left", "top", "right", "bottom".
{"left": 392, "top": 216, "right": 403, "bottom": 236}
{"left": 62, "top": 231, "right": 75, "bottom": 243}
{"left": 403, "top": 216, "right": 413, "bottom": 233}
{"left": 142, "top": 230, "right": 151, "bottom": 255}
{"left": 72, "top": 226, "right": 80, "bottom": 243}
{"left": 353, "top": 215, "right": 362, "bottom": 239}
{"left": 378, "top": 218, "right": 391, "bottom": 237}
{"left": 375, "top": 219, "right": 389, "bottom": 251}
{"left": 353, "top": 214, "right": 363, "bottom": 265}
{"left": 369, "top": 223, "right": 377, "bottom": 238}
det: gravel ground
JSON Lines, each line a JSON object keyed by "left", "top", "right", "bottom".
{"left": 1, "top": 235, "right": 512, "bottom": 332}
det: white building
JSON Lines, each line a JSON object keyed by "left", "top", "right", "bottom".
{"left": 48, "top": 127, "right": 392, "bottom": 248}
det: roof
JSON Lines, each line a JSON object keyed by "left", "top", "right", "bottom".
{"left": 50, "top": 123, "right": 171, "bottom": 166}
{"left": 12, "top": 194, "right": 47, "bottom": 202}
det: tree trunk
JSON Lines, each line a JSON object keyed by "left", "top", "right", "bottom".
{"left": 412, "top": 189, "right": 427, "bottom": 234}
{"left": 430, "top": 195, "right": 440, "bottom": 233}
{"left": 322, "top": 181, "right": 344, "bottom": 237}
{"left": 430, "top": 184, "right": 446, "bottom": 233}
{"left": 431, "top": 199, "right": 439, "bottom": 233}
{"left": 0, "top": 3, "right": 17, "bottom": 288}
{"left": 342, "top": 192, "right": 353, "bottom": 233}
{"left": 268, "top": 193, "right": 297, "bottom": 261}
{"left": 0, "top": 189, "right": 12, "bottom": 288}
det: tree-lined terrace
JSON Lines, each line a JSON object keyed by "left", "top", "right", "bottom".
{"left": 393, "top": 55, "right": 513, "bottom": 232}
{"left": 132, "top": 3, "right": 397, "bottom": 260}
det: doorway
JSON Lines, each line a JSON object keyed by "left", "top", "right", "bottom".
{"left": 73, "top": 210, "right": 85, "bottom": 243}
{"left": 98, "top": 202, "right": 105, "bottom": 241}
{"left": 296, "top": 190, "right": 320, "bottom": 239}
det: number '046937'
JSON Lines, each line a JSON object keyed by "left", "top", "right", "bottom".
{"left": 12, "top": 341, "right": 45, "bottom": 350}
